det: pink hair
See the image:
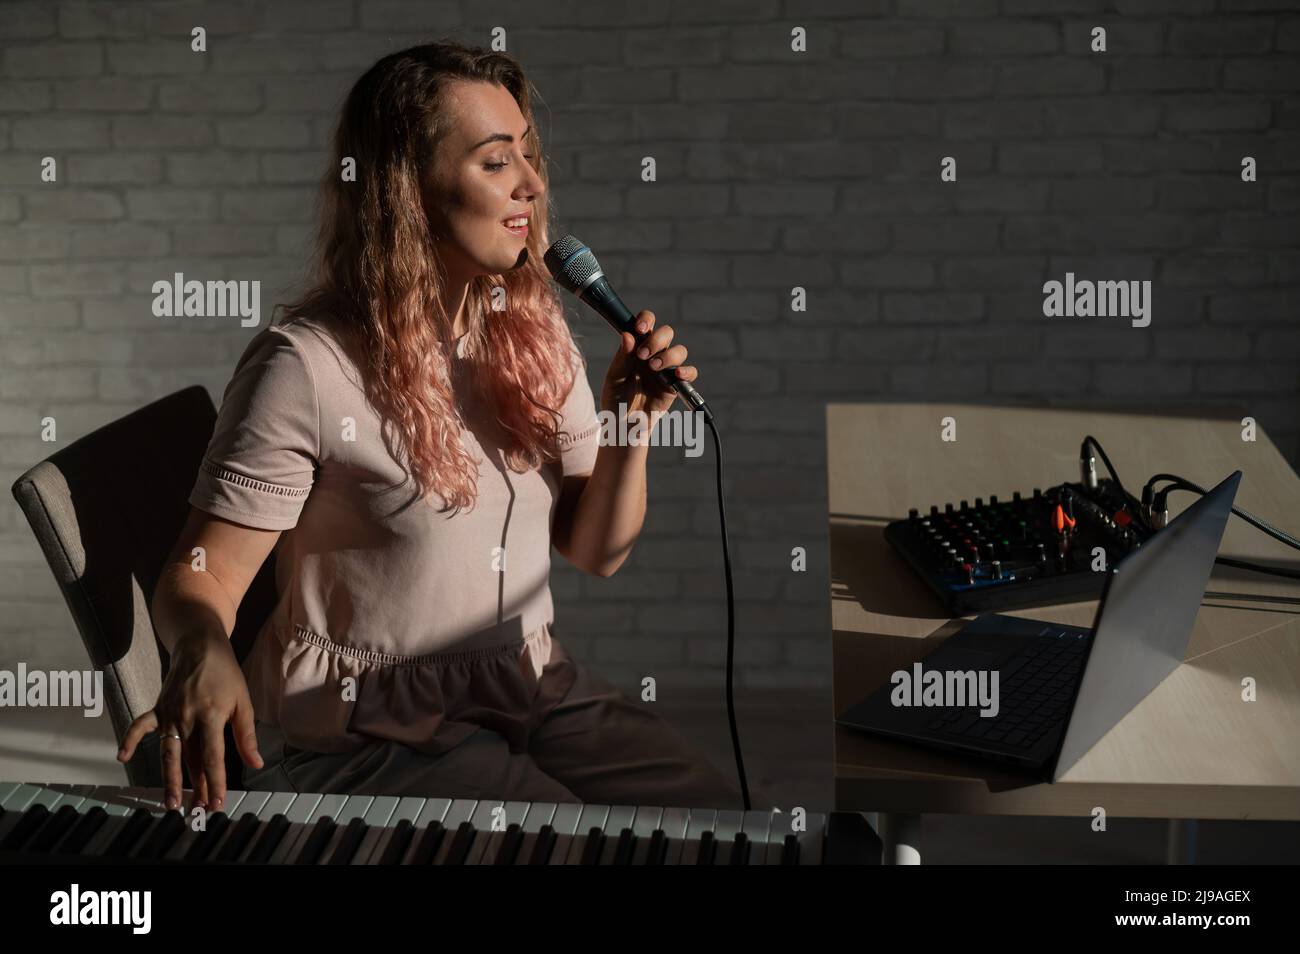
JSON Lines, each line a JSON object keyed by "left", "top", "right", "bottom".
{"left": 277, "top": 40, "right": 584, "bottom": 514}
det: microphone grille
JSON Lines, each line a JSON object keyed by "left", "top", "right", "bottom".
{"left": 544, "top": 235, "right": 602, "bottom": 293}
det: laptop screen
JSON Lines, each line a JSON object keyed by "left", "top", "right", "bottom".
{"left": 1051, "top": 470, "right": 1241, "bottom": 781}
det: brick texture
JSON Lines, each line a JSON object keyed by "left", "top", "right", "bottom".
{"left": 1, "top": 1, "right": 1297, "bottom": 692}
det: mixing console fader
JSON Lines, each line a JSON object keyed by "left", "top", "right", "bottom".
{"left": 883, "top": 479, "right": 1149, "bottom": 614}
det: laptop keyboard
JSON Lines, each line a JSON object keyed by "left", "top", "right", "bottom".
{"left": 924, "top": 630, "right": 1088, "bottom": 750}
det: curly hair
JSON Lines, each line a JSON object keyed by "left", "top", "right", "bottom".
{"left": 277, "top": 39, "right": 582, "bottom": 514}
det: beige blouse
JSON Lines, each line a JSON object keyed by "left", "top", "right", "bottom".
{"left": 188, "top": 315, "right": 602, "bottom": 756}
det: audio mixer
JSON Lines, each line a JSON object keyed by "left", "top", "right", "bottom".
{"left": 884, "top": 478, "right": 1150, "bottom": 614}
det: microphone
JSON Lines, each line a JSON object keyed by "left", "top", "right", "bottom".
{"left": 544, "top": 235, "right": 712, "bottom": 422}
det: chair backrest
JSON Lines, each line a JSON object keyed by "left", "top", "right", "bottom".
{"left": 9, "top": 385, "right": 278, "bottom": 790}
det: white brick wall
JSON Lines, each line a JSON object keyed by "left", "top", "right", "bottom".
{"left": 1, "top": 1, "right": 1297, "bottom": 691}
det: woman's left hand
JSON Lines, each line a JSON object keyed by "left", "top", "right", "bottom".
{"left": 600, "top": 309, "right": 697, "bottom": 424}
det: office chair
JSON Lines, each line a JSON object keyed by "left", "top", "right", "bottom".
{"left": 10, "top": 385, "right": 278, "bottom": 790}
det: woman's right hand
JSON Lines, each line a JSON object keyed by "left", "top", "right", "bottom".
{"left": 117, "top": 629, "right": 263, "bottom": 814}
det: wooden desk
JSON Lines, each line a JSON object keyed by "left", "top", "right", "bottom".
{"left": 827, "top": 404, "right": 1300, "bottom": 861}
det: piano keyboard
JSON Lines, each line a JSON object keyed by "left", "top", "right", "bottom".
{"left": 0, "top": 783, "right": 879, "bottom": 865}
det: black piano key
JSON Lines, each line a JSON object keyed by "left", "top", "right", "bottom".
{"left": 781, "top": 833, "right": 800, "bottom": 865}
{"left": 0, "top": 803, "right": 51, "bottom": 850}
{"left": 294, "top": 816, "right": 337, "bottom": 865}
{"left": 410, "top": 821, "right": 445, "bottom": 865}
{"left": 378, "top": 818, "right": 415, "bottom": 865}
{"left": 729, "top": 832, "right": 749, "bottom": 865}
{"left": 214, "top": 813, "right": 262, "bottom": 862}
{"left": 328, "top": 817, "right": 369, "bottom": 865}
{"left": 695, "top": 830, "right": 716, "bottom": 865}
{"left": 135, "top": 810, "right": 186, "bottom": 860}
{"left": 494, "top": 823, "right": 523, "bottom": 866}
{"left": 612, "top": 827, "right": 636, "bottom": 866}
{"left": 28, "top": 804, "right": 81, "bottom": 853}
{"left": 645, "top": 829, "right": 667, "bottom": 865}
{"left": 182, "top": 812, "right": 231, "bottom": 862}
{"left": 245, "top": 814, "right": 290, "bottom": 865}
{"left": 443, "top": 821, "right": 476, "bottom": 865}
{"left": 105, "top": 807, "right": 155, "bottom": 857}
{"left": 58, "top": 806, "right": 109, "bottom": 855}
{"left": 579, "top": 826, "right": 605, "bottom": 866}
{"left": 527, "top": 825, "right": 556, "bottom": 865}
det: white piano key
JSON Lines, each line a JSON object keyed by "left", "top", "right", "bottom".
{"left": 680, "top": 809, "right": 718, "bottom": 865}
{"left": 133, "top": 789, "right": 246, "bottom": 862}
{"left": 31, "top": 787, "right": 93, "bottom": 851}
{"left": 474, "top": 800, "right": 530, "bottom": 865}
{"left": 461, "top": 799, "right": 505, "bottom": 865}
{"left": 708, "top": 809, "right": 744, "bottom": 865}
{"left": 316, "top": 794, "right": 373, "bottom": 864}
{"left": 657, "top": 808, "right": 691, "bottom": 865}
{"left": 28, "top": 785, "right": 64, "bottom": 810}
{"left": 195, "top": 790, "right": 270, "bottom": 861}
{"left": 560, "top": 804, "right": 610, "bottom": 865}
{"left": 539, "top": 803, "right": 583, "bottom": 866}
{"left": 0, "top": 783, "right": 62, "bottom": 848}
{"left": 513, "top": 801, "right": 558, "bottom": 866}
{"left": 357, "top": 796, "right": 424, "bottom": 864}
{"left": 392, "top": 797, "right": 453, "bottom": 864}
{"left": 267, "top": 792, "right": 326, "bottom": 865}
{"left": 348, "top": 795, "right": 400, "bottom": 865}
{"left": 765, "top": 810, "right": 794, "bottom": 865}
{"left": 216, "top": 790, "right": 299, "bottom": 863}
{"left": 78, "top": 786, "right": 167, "bottom": 857}
{"left": 283, "top": 793, "right": 349, "bottom": 864}
{"left": 44, "top": 784, "right": 95, "bottom": 810}
{"left": 629, "top": 806, "right": 663, "bottom": 865}
{"left": 94, "top": 786, "right": 166, "bottom": 815}
{"left": 737, "top": 810, "right": 773, "bottom": 865}
{"left": 0, "top": 783, "right": 45, "bottom": 844}
{"left": 1, "top": 783, "right": 42, "bottom": 811}
{"left": 430, "top": 799, "right": 479, "bottom": 865}
{"left": 411, "top": 797, "right": 453, "bottom": 830}
{"left": 798, "top": 812, "right": 826, "bottom": 865}
{"left": 239, "top": 791, "right": 308, "bottom": 863}
{"left": 599, "top": 806, "right": 638, "bottom": 864}
{"left": 187, "top": 789, "right": 252, "bottom": 860}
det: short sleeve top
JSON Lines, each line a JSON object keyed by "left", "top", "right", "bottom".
{"left": 188, "top": 315, "right": 601, "bottom": 755}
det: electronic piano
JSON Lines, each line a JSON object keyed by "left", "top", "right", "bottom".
{"left": 0, "top": 782, "right": 880, "bottom": 865}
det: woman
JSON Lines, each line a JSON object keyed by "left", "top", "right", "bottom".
{"left": 119, "top": 40, "right": 743, "bottom": 815}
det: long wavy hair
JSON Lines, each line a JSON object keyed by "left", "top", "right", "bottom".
{"left": 277, "top": 40, "right": 582, "bottom": 514}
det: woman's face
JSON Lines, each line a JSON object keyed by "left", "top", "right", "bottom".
{"left": 425, "top": 80, "right": 545, "bottom": 281}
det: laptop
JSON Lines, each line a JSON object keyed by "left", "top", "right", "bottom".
{"left": 836, "top": 470, "right": 1241, "bottom": 781}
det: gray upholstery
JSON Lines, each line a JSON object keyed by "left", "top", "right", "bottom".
{"left": 10, "top": 385, "right": 278, "bottom": 789}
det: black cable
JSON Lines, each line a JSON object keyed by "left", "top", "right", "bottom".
{"left": 704, "top": 413, "right": 751, "bottom": 812}
{"left": 1081, "top": 435, "right": 1149, "bottom": 531}
{"left": 1145, "top": 475, "right": 1300, "bottom": 580}
{"left": 1080, "top": 440, "right": 1300, "bottom": 581}
{"left": 1145, "top": 474, "right": 1300, "bottom": 553}
{"left": 1212, "top": 556, "right": 1300, "bottom": 581}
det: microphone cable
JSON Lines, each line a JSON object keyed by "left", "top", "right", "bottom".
{"left": 702, "top": 412, "right": 751, "bottom": 811}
